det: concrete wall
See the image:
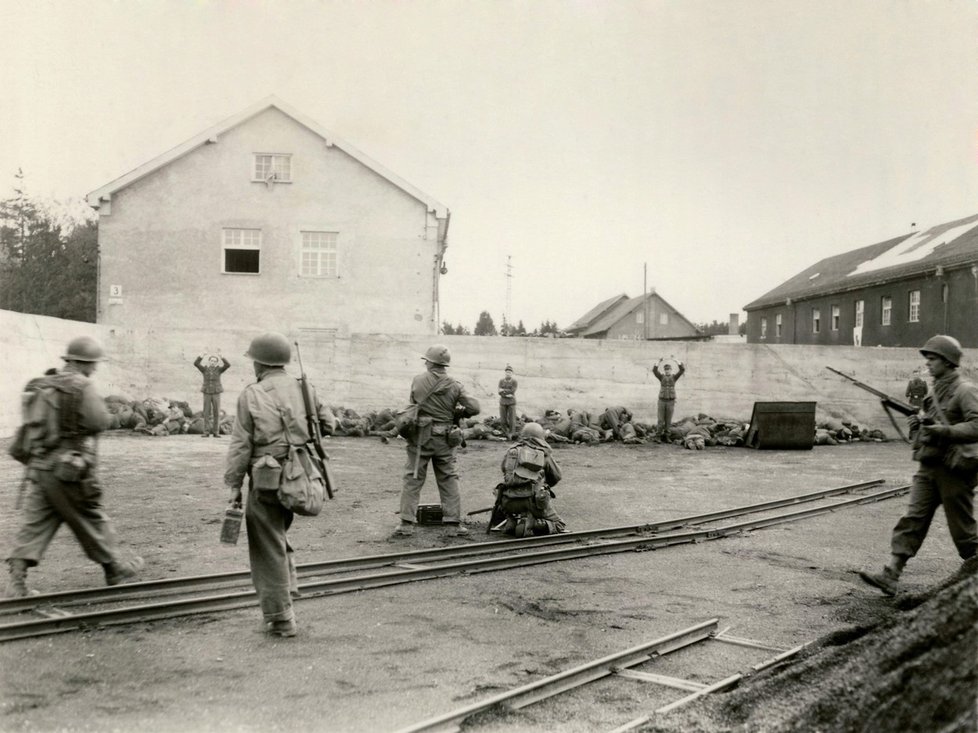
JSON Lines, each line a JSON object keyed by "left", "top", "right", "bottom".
{"left": 97, "top": 106, "right": 443, "bottom": 336}
{"left": 8, "top": 308, "right": 978, "bottom": 439}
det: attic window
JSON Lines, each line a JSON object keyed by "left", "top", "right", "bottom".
{"left": 808, "top": 272, "right": 820, "bottom": 280}
{"left": 253, "top": 154, "right": 292, "bottom": 183}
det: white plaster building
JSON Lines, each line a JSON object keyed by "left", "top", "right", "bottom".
{"left": 87, "top": 97, "right": 450, "bottom": 337}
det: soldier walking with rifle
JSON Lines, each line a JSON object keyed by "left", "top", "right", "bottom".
{"left": 834, "top": 335, "right": 978, "bottom": 595}
{"left": 224, "top": 332, "right": 336, "bottom": 636}
{"left": 394, "top": 345, "right": 480, "bottom": 537}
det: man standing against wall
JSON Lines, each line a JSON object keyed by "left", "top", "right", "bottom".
{"left": 194, "top": 352, "right": 231, "bottom": 437}
{"left": 498, "top": 365, "right": 518, "bottom": 440}
{"left": 395, "top": 345, "right": 480, "bottom": 537}
{"left": 653, "top": 357, "right": 686, "bottom": 439}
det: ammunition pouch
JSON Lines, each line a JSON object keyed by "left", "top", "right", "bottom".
{"left": 252, "top": 454, "right": 283, "bottom": 490}
{"left": 446, "top": 426, "right": 464, "bottom": 447}
{"left": 53, "top": 450, "right": 90, "bottom": 484}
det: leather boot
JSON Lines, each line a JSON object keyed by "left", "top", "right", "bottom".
{"left": 6, "top": 559, "right": 28, "bottom": 598}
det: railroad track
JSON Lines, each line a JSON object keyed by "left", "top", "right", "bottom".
{"left": 0, "top": 479, "right": 903, "bottom": 642}
{"left": 394, "top": 618, "right": 809, "bottom": 733}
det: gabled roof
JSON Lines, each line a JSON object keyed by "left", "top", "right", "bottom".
{"left": 86, "top": 95, "right": 448, "bottom": 217}
{"left": 744, "top": 213, "right": 978, "bottom": 310}
{"left": 565, "top": 293, "right": 629, "bottom": 333}
{"left": 579, "top": 292, "right": 701, "bottom": 337}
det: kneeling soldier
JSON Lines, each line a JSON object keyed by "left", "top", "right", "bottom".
{"left": 493, "top": 423, "right": 567, "bottom": 536}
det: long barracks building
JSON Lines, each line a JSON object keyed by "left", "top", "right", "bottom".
{"left": 743, "top": 213, "right": 978, "bottom": 347}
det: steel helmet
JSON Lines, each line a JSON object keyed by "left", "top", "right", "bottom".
{"left": 521, "top": 422, "right": 546, "bottom": 441}
{"left": 61, "top": 336, "right": 105, "bottom": 362}
{"left": 920, "top": 334, "right": 963, "bottom": 367}
{"left": 245, "top": 332, "right": 292, "bottom": 366}
{"left": 422, "top": 344, "right": 451, "bottom": 366}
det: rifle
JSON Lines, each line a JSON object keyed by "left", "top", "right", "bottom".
{"left": 294, "top": 342, "right": 336, "bottom": 499}
{"left": 825, "top": 366, "right": 920, "bottom": 443}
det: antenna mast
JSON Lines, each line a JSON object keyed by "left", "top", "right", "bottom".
{"left": 505, "top": 255, "right": 514, "bottom": 330}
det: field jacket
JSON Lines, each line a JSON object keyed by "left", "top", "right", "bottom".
{"left": 911, "top": 371, "right": 978, "bottom": 465}
{"left": 224, "top": 368, "right": 336, "bottom": 489}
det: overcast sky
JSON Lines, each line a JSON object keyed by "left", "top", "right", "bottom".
{"left": 3, "top": 0, "right": 978, "bottom": 331}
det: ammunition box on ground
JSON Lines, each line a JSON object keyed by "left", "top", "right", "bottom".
{"left": 416, "top": 504, "right": 444, "bottom": 525}
{"left": 745, "top": 401, "right": 816, "bottom": 450}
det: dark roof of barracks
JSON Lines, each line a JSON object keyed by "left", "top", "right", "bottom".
{"left": 566, "top": 293, "right": 629, "bottom": 332}
{"left": 744, "top": 213, "right": 978, "bottom": 311}
{"left": 579, "top": 292, "right": 701, "bottom": 337}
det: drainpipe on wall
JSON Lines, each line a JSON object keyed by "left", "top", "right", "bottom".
{"left": 432, "top": 210, "right": 451, "bottom": 333}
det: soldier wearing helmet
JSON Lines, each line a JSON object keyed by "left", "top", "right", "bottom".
{"left": 224, "top": 332, "right": 337, "bottom": 637}
{"left": 5, "top": 337, "right": 143, "bottom": 597}
{"left": 491, "top": 421, "right": 567, "bottom": 537}
{"left": 193, "top": 349, "right": 231, "bottom": 437}
{"left": 861, "top": 334, "right": 978, "bottom": 596}
{"left": 394, "top": 344, "right": 480, "bottom": 537}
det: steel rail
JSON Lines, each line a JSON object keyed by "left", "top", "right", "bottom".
{"left": 391, "top": 619, "right": 721, "bottom": 733}
{"left": 0, "top": 484, "right": 907, "bottom": 643}
{"left": 0, "top": 479, "right": 885, "bottom": 615}
{"left": 609, "top": 641, "right": 809, "bottom": 732}
{"left": 398, "top": 620, "right": 808, "bottom": 733}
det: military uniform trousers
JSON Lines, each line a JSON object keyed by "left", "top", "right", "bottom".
{"left": 500, "top": 403, "right": 517, "bottom": 438}
{"left": 501, "top": 485, "right": 565, "bottom": 531}
{"left": 400, "top": 435, "right": 462, "bottom": 524}
{"left": 7, "top": 470, "right": 119, "bottom": 567}
{"left": 203, "top": 393, "right": 222, "bottom": 435}
{"left": 246, "top": 486, "right": 300, "bottom": 623}
{"left": 891, "top": 462, "right": 978, "bottom": 561}
{"left": 657, "top": 398, "right": 676, "bottom": 433}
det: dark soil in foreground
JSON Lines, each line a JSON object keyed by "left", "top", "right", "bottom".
{"left": 0, "top": 434, "right": 975, "bottom": 732}
{"left": 644, "top": 571, "right": 978, "bottom": 733}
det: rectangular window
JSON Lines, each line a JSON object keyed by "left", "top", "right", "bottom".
{"left": 659, "top": 313, "right": 669, "bottom": 325}
{"left": 908, "top": 290, "right": 920, "bottom": 322}
{"left": 881, "top": 296, "right": 892, "bottom": 326}
{"left": 854, "top": 300, "right": 864, "bottom": 328}
{"left": 222, "top": 228, "right": 261, "bottom": 274}
{"left": 831, "top": 305, "right": 840, "bottom": 331}
{"left": 760, "top": 317, "right": 768, "bottom": 339}
{"left": 775, "top": 313, "right": 782, "bottom": 337}
{"left": 253, "top": 153, "right": 292, "bottom": 182}
{"left": 635, "top": 310, "right": 644, "bottom": 324}
{"left": 812, "top": 308, "right": 820, "bottom": 334}
{"left": 300, "top": 231, "right": 338, "bottom": 277}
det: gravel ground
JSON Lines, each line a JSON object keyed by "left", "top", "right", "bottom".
{"left": 0, "top": 433, "right": 969, "bottom": 732}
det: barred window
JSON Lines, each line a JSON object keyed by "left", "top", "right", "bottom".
{"left": 253, "top": 154, "right": 292, "bottom": 182}
{"left": 222, "top": 228, "right": 261, "bottom": 274}
{"left": 300, "top": 231, "right": 338, "bottom": 277}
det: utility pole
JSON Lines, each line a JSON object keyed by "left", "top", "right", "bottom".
{"left": 643, "top": 262, "right": 649, "bottom": 341}
{"left": 505, "top": 255, "right": 513, "bottom": 333}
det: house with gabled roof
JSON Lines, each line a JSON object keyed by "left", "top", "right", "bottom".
{"left": 86, "top": 96, "right": 450, "bottom": 337}
{"left": 566, "top": 290, "right": 702, "bottom": 340}
{"left": 743, "top": 213, "right": 978, "bottom": 347}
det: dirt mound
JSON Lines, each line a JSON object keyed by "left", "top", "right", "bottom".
{"left": 646, "top": 569, "right": 978, "bottom": 733}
